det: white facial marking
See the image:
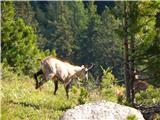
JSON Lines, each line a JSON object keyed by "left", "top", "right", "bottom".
{"left": 81, "top": 65, "right": 85, "bottom": 68}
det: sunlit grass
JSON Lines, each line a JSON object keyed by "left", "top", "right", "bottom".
{"left": 1, "top": 65, "right": 123, "bottom": 120}
{"left": 1, "top": 78, "right": 79, "bottom": 120}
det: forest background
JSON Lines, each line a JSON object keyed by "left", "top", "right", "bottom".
{"left": 1, "top": 1, "right": 160, "bottom": 120}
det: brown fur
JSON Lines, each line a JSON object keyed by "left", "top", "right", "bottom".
{"left": 34, "top": 56, "right": 93, "bottom": 98}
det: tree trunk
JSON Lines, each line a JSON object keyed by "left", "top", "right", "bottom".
{"left": 130, "top": 35, "right": 135, "bottom": 105}
{"left": 123, "top": 1, "right": 131, "bottom": 103}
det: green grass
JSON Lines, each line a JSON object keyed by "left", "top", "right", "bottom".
{"left": 2, "top": 76, "right": 125, "bottom": 120}
{"left": 1, "top": 78, "right": 80, "bottom": 120}
{"left": 1, "top": 65, "right": 121, "bottom": 120}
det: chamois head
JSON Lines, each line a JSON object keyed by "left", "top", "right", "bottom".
{"left": 78, "top": 64, "right": 94, "bottom": 80}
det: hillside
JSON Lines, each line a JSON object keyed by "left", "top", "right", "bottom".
{"left": 2, "top": 66, "right": 105, "bottom": 120}
{"left": 1, "top": 1, "right": 160, "bottom": 120}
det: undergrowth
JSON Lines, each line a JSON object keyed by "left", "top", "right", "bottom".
{"left": 1, "top": 64, "right": 128, "bottom": 120}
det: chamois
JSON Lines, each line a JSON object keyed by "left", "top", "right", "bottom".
{"left": 34, "top": 56, "right": 93, "bottom": 98}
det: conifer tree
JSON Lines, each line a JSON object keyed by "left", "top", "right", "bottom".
{"left": 2, "top": 1, "right": 44, "bottom": 75}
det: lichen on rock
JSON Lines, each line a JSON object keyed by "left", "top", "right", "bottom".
{"left": 60, "top": 101, "right": 144, "bottom": 120}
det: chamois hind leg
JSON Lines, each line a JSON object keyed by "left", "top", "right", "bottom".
{"left": 34, "top": 69, "right": 43, "bottom": 89}
{"left": 54, "top": 80, "right": 58, "bottom": 95}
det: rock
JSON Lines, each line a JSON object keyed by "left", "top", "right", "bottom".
{"left": 60, "top": 101, "right": 144, "bottom": 120}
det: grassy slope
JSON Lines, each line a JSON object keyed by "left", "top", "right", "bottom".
{"left": 1, "top": 64, "right": 106, "bottom": 120}
{"left": 2, "top": 71, "right": 160, "bottom": 120}
{"left": 0, "top": 65, "right": 123, "bottom": 120}
{"left": 2, "top": 64, "right": 160, "bottom": 120}
{"left": 1, "top": 78, "right": 82, "bottom": 120}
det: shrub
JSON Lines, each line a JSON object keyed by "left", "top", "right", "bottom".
{"left": 101, "top": 67, "right": 117, "bottom": 88}
{"left": 135, "top": 85, "right": 160, "bottom": 105}
{"left": 1, "top": 63, "right": 18, "bottom": 81}
{"left": 100, "top": 67, "right": 125, "bottom": 103}
{"left": 1, "top": 63, "right": 30, "bottom": 81}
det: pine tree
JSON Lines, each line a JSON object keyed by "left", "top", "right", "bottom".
{"left": 78, "top": 2, "right": 122, "bottom": 79}
{"left": 46, "top": 1, "right": 75, "bottom": 60}
{"left": 1, "top": 1, "right": 14, "bottom": 48}
{"left": 67, "top": 1, "right": 88, "bottom": 36}
{"left": 66, "top": 1, "right": 89, "bottom": 63}
{"left": 2, "top": 1, "right": 44, "bottom": 75}
{"left": 136, "top": 1, "right": 160, "bottom": 86}
{"left": 100, "top": 7, "right": 122, "bottom": 79}
{"left": 14, "top": 1, "right": 37, "bottom": 27}
{"left": 113, "top": 1, "right": 160, "bottom": 103}
{"left": 31, "top": 2, "right": 76, "bottom": 61}
{"left": 78, "top": 1, "right": 101, "bottom": 64}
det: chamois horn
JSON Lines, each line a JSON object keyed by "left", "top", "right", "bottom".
{"left": 88, "top": 63, "right": 94, "bottom": 70}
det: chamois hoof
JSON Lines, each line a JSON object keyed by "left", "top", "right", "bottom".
{"left": 35, "top": 82, "right": 39, "bottom": 89}
{"left": 66, "top": 95, "right": 69, "bottom": 99}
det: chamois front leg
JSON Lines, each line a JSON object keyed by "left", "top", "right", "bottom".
{"left": 64, "top": 81, "right": 72, "bottom": 99}
{"left": 38, "top": 77, "right": 49, "bottom": 89}
{"left": 54, "top": 80, "right": 58, "bottom": 95}
{"left": 65, "top": 84, "right": 70, "bottom": 99}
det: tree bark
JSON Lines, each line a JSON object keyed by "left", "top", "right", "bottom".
{"left": 123, "top": 1, "right": 131, "bottom": 103}
{"left": 130, "top": 35, "right": 135, "bottom": 105}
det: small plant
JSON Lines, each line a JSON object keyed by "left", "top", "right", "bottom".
{"left": 78, "top": 87, "right": 89, "bottom": 104}
{"left": 71, "top": 86, "right": 79, "bottom": 94}
{"left": 127, "top": 114, "right": 138, "bottom": 120}
{"left": 115, "top": 88, "right": 125, "bottom": 104}
{"left": 100, "top": 67, "right": 117, "bottom": 88}
{"left": 153, "top": 113, "right": 160, "bottom": 120}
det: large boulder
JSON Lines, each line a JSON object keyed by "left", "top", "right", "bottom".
{"left": 60, "top": 101, "right": 144, "bottom": 120}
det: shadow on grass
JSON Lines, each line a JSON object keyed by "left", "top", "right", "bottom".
{"left": 9, "top": 100, "right": 40, "bottom": 109}
{"left": 9, "top": 100, "right": 72, "bottom": 111}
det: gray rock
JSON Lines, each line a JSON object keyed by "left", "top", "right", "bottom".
{"left": 60, "top": 101, "right": 144, "bottom": 120}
